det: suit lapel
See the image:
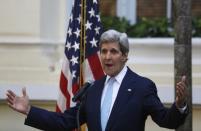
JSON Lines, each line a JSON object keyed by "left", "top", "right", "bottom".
{"left": 106, "top": 69, "right": 136, "bottom": 129}
{"left": 90, "top": 76, "right": 106, "bottom": 130}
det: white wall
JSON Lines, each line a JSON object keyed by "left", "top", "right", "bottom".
{"left": 0, "top": 0, "right": 40, "bottom": 37}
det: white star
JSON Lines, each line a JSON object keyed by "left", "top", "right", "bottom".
{"left": 65, "top": 41, "right": 71, "bottom": 50}
{"left": 71, "top": 70, "right": 76, "bottom": 78}
{"left": 67, "top": 28, "right": 72, "bottom": 36}
{"left": 94, "top": 26, "right": 100, "bottom": 35}
{"left": 72, "top": 41, "right": 79, "bottom": 51}
{"left": 90, "top": 37, "right": 98, "bottom": 47}
{"left": 93, "top": 0, "right": 97, "bottom": 4}
{"left": 74, "top": 28, "right": 80, "bottom": 38}
{"left": 96, "top": 15, "right": 101, "bottom": 22}
{"left": 70, "top": 55, "right": 78, "bottom": 65}
{"left": 88, "top": 8, "right": 95, "bottom": 18}
{"left": 76, "top": 15, "right": 81, "bottom": 24}
{"left": 85, "top": 20, "right": 92, "bottom": 30}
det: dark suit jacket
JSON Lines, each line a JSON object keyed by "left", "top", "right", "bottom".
{"left": 25, "top": 68, "right": 187, "bottom": 131}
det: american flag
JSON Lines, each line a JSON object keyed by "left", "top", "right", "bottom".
{"left": 56, "top": 0, "right": 104, "bottom": 113}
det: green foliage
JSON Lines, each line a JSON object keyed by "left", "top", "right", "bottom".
{"left": 101, "top": 16, "right": 201, "bottom": 37}
{"left": 192, "top": 17, "right": 201, "bottom": 37}
{"left": 101, "top": 16, "right": 130, "bottom": 33}
{"left": 127, "top": 17, "right": 174, "bottom": 37}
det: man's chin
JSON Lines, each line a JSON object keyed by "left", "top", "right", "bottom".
{"left": 105, "top": 71, "right": 115, "bottom": 76}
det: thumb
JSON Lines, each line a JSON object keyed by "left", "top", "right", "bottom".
{"left": 181, "top": 75, "right": 186, "bottom": 83}
{"left": 22, "top": 87, "right": 27, "bottom": 97}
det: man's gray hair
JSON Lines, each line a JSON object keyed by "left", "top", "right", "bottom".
{"left": 99, "top": 29, "right": 129, "bottom": 55}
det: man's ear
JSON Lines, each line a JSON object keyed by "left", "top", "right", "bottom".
{"left": 122, "top": 53, "right": 128, "bottom": 62}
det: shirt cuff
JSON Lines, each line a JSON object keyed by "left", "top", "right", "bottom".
{"left": 178, "top": 104, "right": 187, "bottom": 114}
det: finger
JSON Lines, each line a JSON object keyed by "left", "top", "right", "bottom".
{"left": 179, "top": 83, "right": 186, "bottom": 90}
{"left": 177, "top": 84, "right": 184, "bottom": 94}
{"left": 178, "top": 88, "right": 184, "bottom": 98}
{"left": 177, "top": 81, "right": 186, "bottom": 91}
{"left": 6, "top": 91, "right": 16, "bottom": 101}
{"left": 176, "top": 89, "right": 181, "bottom": 99}
{"left": 176, "top": 96, "right": 179, "bottom": 103}
{"left": 177, "top": 84, "right": 185, "bottom": 93}
{"left": 178, "top": 81, "right": 187, "bottom": 97}
{"left": 176, "top": 81, "right": 184, "bottom": 88}
{"left": 7, "top": 90, "right": 16, "bottom": 98}
{"left": 176, "top": 85, "right": 184, "bottom": 96}
{"left": 6, "top": 97, "right": 14, "bottom": 105}
{"left": 6, "top": 92, "right": 15, "bottom": 102}
{"left": 177, "top": 87, "right": 186, "bottom": 103}
{"left": 22, "top": 87, "right": 26, "bottom": 97}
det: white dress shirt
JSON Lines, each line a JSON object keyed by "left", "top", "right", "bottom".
{"left": 101, "top": 66, "right": 128, "bottom": 117}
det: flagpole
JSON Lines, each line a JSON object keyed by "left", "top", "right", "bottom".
{"left": 82, "top": 0, "right": 87, "bottom": 84}
{"left": 80, "top": 0, "right": 85, "bottom": 87}
{"left": 83, "top": 0, "right": 86, "bottom": 61}
{"left": 80, "top": 0, "right": 87, "bottom": 131}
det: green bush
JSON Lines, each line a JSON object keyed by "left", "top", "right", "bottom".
{"left": 192, "top": 17, "right": 201, "bottom": 37}
{"left": 127, "top": 17, "right": 174, "bottom": 37}
{"left": 101, "top": 16, "right": 130, "bottom": 33}
{"left": 101, "top": 16, "right": 201, "bottom": 37}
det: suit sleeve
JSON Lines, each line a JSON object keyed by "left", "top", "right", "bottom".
{"left": 143, "top": 80, "right": 188, "bottom": 129}
{"left": 24, "top": 105, "right": 86, "bottom": 131}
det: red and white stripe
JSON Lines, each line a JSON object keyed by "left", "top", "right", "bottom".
{"left": 56, "top": 52, "right": 104, "bottom": 112}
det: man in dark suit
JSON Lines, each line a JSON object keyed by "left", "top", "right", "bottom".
{"left": 6, "top": 29, "right": 188, "bottom": 131}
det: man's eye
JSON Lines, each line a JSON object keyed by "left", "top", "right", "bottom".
{"left": 110, "top": 49, "right": 118, "bottom": 54}
{"left": 101, "top": 50, "right": 107, "bottom": 54}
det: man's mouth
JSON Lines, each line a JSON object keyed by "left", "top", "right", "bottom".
{"left": 106, "top": 64, "right": 113, "bottom": 67}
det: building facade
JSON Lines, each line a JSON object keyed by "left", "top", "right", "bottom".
{"left": 100, "top": 0, "right": 201, "bottom": 24}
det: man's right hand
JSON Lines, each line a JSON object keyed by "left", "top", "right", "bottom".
{"left": 6, "top": 87, "right": 31, "bottom": 115}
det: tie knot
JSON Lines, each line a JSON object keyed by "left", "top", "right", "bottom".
{"left": 107, "top": 77, "right": 115, "bottom": 88}
{"left": 108, "top": 77, "right": 115, "bottom": 84}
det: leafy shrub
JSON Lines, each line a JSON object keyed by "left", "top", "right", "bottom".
{"left": 127, "top": 17, "right": 174, "bottom": 37}
{"left": 101, "top": 16, "right": 130, "bottom": 33}
{"left": 192, "top": 17, "right": 201, "bottom": 37}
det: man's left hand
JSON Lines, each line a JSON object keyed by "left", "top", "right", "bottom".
{"left": 176, "top": 76, "right": 188, "bottom": 108}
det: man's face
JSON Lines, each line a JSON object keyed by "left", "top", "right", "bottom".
{"left": 100, "top": 42, "right": 127, "bottom": 77}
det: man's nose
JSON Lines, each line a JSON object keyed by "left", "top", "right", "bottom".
{"left": 105, "top": 52, "right": 111, "bottom": 59}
